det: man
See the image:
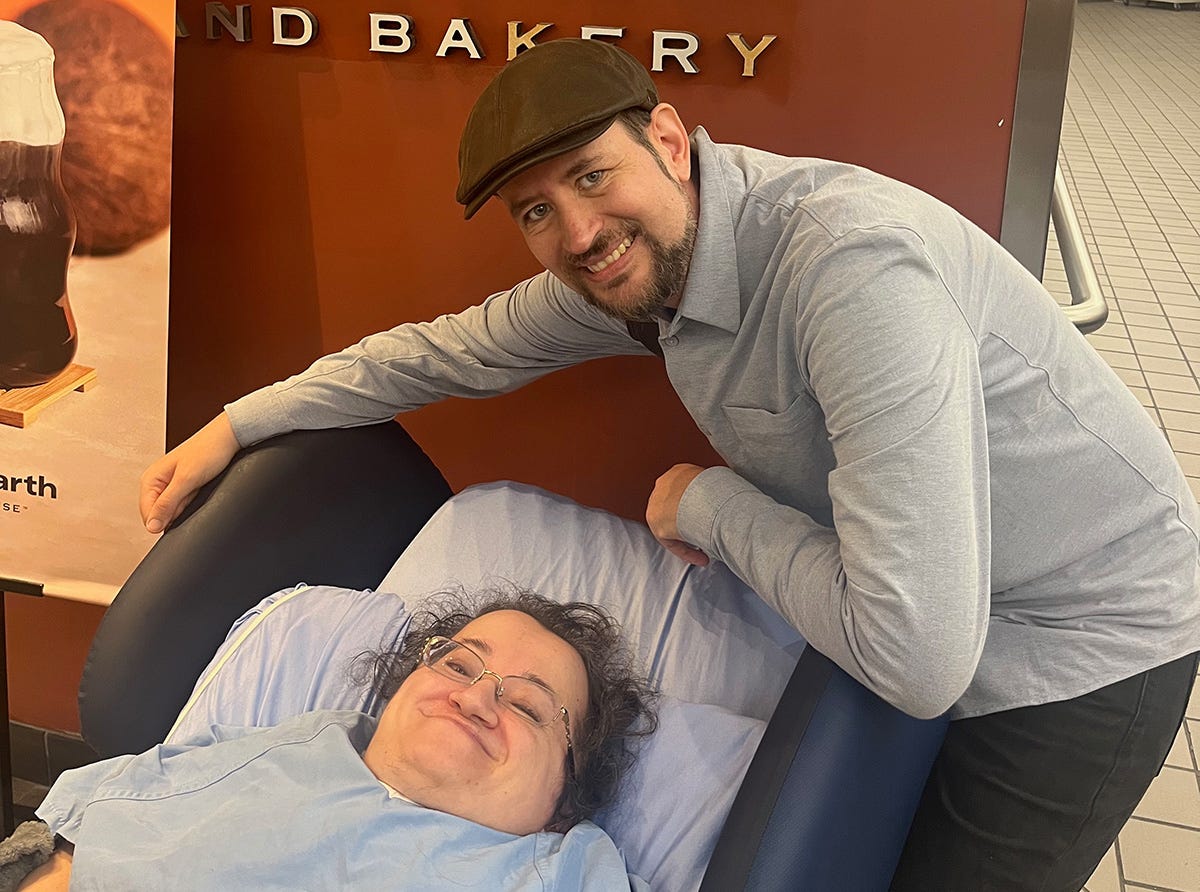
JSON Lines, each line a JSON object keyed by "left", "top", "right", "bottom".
{"left": 16, "top": 591, "right": 656, "bottom": 890}
{"left": 139, "top": 38, "right": 1200, "bottom": 890}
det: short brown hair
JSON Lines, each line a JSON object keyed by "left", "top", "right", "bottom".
{"left": 616, "top": 107, "right": 675, "bottom": 180}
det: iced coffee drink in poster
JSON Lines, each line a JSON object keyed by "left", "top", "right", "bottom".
{"left": 0, "top": 20, "right": 78, "bottom": 388}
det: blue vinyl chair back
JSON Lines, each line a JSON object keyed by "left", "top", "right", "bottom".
{"left": 702, "top": 647, "right": 949, "bottom": 891}
{"left": 81, "top": 422, "right": 949, "bottom": 891}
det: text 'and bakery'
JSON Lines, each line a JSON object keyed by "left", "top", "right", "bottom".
{"left": 181, "top": 3, "right": 779, "bottom": 78}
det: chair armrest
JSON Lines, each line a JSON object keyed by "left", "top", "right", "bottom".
{"left": 701, "top": 647, "right": 948, "bottom": 891}
{"left": 78, "top": 422, "right": 451, "bottom": 757}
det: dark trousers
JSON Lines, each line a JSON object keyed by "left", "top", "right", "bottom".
{"left": 890, "top": 651, "right": 1199, "bottom": 892}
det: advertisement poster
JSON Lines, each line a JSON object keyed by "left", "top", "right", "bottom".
{"left": 0, "top": 0, "right": 173, "bottom": 603}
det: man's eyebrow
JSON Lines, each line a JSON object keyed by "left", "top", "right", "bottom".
{"left": 564, "top": 154, "right": 604, "bottom": 180}
{"left": 505, "top": 190, "right": 539, "bottom": 219}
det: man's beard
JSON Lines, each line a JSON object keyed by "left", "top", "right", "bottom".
{"left": 564, "top": 214, "right": 698, "bottom": 323}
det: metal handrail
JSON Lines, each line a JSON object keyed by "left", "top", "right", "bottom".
{"left": 1051, "top": 161, "right": 1109, "bottom": 334}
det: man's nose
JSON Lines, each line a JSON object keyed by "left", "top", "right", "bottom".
{"left": 559, "top": 200, "right": 603, "bottom": 257}
{"left": 448, "top": 675, "right": 501, "bottom": 725}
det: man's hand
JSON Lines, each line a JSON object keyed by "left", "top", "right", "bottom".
{"left": 139, "top": 412, "right": 241, "bottom": 533}
{"left": 646, "top": 463, "right": 710, "bottom": 567}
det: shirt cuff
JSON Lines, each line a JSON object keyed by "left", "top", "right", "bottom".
{"left": 676, "top": 466, "right": 760, "bottom": 555}
{"left": 224, "top": 387, "right": 292, "bottom": 448}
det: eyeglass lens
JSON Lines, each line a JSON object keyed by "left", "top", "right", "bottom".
{"left": 424, "top": 637, "right": 562, "bottom": 727}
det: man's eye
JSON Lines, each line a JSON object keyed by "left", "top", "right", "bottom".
{"left": 524, "top": 203, "right": 550, "bottom": 224}
{"left": 580, "top": 170, "right": 604, "bottom": 188}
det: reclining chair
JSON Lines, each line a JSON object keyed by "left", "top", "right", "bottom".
{"left": 79, "top": 421, "right": 948, "bottom": 891}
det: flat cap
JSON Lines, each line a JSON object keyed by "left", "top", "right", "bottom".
{"left": 457, "top": 39, "right": 658, "bottom": 219}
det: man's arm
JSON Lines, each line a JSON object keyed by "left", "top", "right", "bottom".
{"left": 140, "top": 272, "right": 645, "bottom": 531}
{"left": 662, "top": 227, "right": 991, "bottom": 719}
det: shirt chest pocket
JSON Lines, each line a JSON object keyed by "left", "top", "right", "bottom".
{"left": 720, "top": 395, "right": 836, "bottom": 525}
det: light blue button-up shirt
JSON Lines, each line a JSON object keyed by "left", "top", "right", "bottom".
{"left": 38, "top": 710, "right": 646, "bottom": 890}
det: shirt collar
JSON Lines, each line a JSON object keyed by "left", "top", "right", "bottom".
{"left": 379, "top": 779, "right": 421, "bottom": 804}
{"left": 674, "top": 126, "right": 742, "bottom": 335}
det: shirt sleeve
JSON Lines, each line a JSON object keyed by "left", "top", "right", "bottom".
{"left": 225, "top": 272, "right": 649, "bottom": 447}
{"left": 34, "top": 721, "right": 277, "bottom": 844}
{"left": 35, "top": 754, "right": 139, "bottom": 843}
{"left": 676, "top": 226, "right": 991, "bottom": 719}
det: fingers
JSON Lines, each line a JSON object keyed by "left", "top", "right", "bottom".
{"left": 646, "top": 464, "right": 707, "bottom": 537}
{"left": 646, "top": 462, "right": 712, "bottom": 566}
{"left": 659, "top": 537, "right": 710, "bottom": 567}
{"left": 144, "top": 475, "right": 194, "bottom": 534}
{"left": 139, "top": 457, "right": 177, "bottom": 531}
{"left": 139, "top": 412, "right": 241, "bottom": 533}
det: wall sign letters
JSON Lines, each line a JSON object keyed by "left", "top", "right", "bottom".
{"left": 181, "top": 3, "right": 778, "bottom": 77}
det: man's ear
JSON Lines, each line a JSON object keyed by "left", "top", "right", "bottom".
{"left": 648, "top": 103, "right": 692, "bottom": 182}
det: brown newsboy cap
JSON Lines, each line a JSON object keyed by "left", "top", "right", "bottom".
{"left": 456, "top": 39, "right": 659, "bottom": 219}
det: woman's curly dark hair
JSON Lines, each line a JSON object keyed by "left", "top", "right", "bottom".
{"left": 359, "top": 586, "right": 658, "bottom": 832}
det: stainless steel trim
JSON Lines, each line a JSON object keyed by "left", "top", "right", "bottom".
{"left": 999, "top": 0, "right": 1077, "bottom": 280}
{"left": 999, "top": 1, "right": 1105, "bottom": 333}
{"left": 1051, "top": 162, "right": 1108, "bottom": 334}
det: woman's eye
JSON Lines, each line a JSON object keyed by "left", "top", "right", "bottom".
{"left": 510, "top": 700, "right": 545, "bottom": 723}
{"left": 444, "top": 658, "right": 473, "bottom": 677}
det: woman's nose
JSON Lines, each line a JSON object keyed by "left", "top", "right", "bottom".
{"left": 448, "top": 675, "right": 501, "bottom": 725}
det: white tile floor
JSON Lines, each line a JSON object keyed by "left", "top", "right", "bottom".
{"left": 1041, "top": 3, "right": 1200, "bottom": 890}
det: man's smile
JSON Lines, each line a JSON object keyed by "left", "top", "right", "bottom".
{"left": 586, "top": 236, "right": 634, "bottom": 274}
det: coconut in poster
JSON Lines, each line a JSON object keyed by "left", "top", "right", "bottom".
{"left": 0, "top": 0, "right": 172, "bottom": 603}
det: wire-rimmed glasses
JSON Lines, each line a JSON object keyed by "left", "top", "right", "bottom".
{"left": 420, "top": 636, "right": 576, "bottom": 777}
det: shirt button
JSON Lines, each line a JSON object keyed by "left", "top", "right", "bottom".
{"left": 663, "top": 336, "right": 679, "bottom": 347}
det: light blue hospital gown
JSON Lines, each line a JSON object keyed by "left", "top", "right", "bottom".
{"left": 37, "top": 709, "right": 648, "bottom": 891}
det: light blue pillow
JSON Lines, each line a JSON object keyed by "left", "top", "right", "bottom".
{"left": 169, "top": 483, "right": 803, "bottom": 890}
{"left": 381, "top": 482, "right": 805, "bottom": 721}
